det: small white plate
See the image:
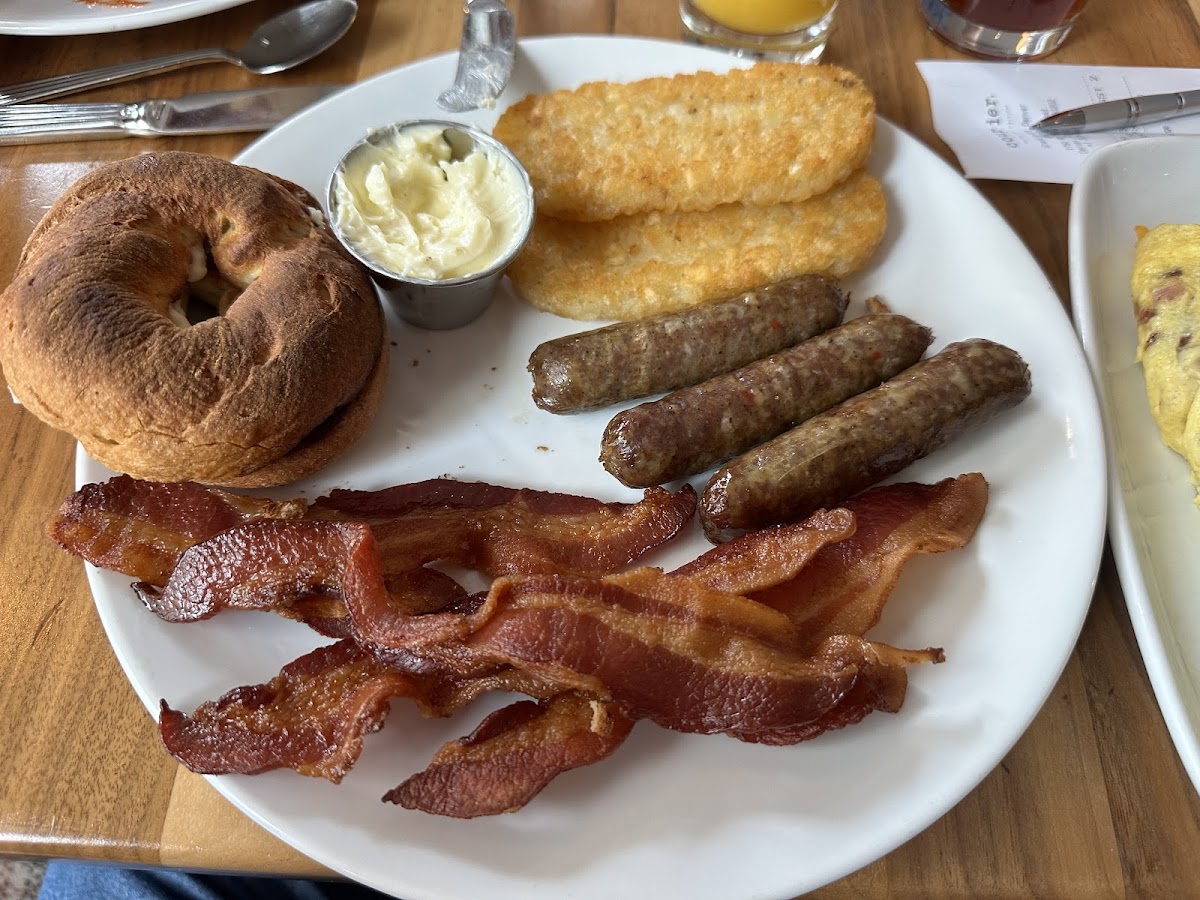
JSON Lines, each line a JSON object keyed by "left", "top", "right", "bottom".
{"left": 1070, "top": 135, "right": 1200, "bottom": 798}
{"left": 0, "top": 0, "right": 256, "bottom": 36}
{"left": 79, "top": 35, "right": 1107, "bottom": 900}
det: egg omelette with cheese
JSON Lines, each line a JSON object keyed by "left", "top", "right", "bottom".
{"left": 1132, "top": 223, "right": 1200, "bottom": 496}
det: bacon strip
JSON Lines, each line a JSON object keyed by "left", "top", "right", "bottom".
{"left": 58, "top": 477, "right": 696, "bottom": 637}
{"left": 384, "top": 693, "right": 635, "bottom": 818}
{"left": 734, "top": 638, "right": 943, "bottom": 745}
{"left": 136, "top": 520, "right": 471, "bottom": 649}
{"left": 48, "top": 475, "right": 305, "bottom": 585}
{"left": 725, "top": 476, "right": 984, "bottom": 739}
{"left": 311, "top": 479, "right": 698, "bottom": 578}
{"left": 751, "top": 473, "right": 988, "bottom": 653}
{"left": 381, "top": 658, "right": 567, "bottom": 719}
{"left": 465, "top": 568, "right": 858, "bottom": 735}
{"left": 159, "top": 640, "right": 420, "bottom": 782}
{"left": 670, "top": 508, "right": 855, "bottom": 594}
{"left": 134, "top": 483, "right": 697, "bottom": 641}
{"left": 52, "top": 476, "right": 696, "bottom": 586}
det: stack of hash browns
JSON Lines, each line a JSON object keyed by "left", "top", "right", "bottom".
{"left": 495, "top": 63, "right": 886, "bottom": 321}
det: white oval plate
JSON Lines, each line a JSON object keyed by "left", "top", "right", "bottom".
{"left": 0, "top": 0, "right": 255, "bottom": 36}
{"left": 80, "top": 36, "right": 1107, "bottom": 900}
{"left": 1070, "top": 135, "right": 1200, "bottom": 799}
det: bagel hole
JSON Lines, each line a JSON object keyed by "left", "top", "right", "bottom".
{"left": 171, "top": 240, "right": 243, "bottom": 327}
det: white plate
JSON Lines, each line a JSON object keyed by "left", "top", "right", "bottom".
{"left": 0, "top": 0, "right": 255, "bottom": 36}
{"left": 80, "top": 36, "right": 1107, "bottom": 900}
{"left": 1070, "top": 136, "right": 1200, "bottom": 798}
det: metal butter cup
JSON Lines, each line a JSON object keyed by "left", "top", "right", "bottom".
{"left": 326, "top": 119, "right": 535, "bottom": 330}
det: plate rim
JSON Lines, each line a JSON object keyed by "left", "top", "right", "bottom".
{"left": 0, "top": 0, "right": 257, "bottom": 36}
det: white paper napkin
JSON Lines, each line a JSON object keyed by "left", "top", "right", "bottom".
{"left": 917, "top": 61, "right": 1200, "bottom": 184}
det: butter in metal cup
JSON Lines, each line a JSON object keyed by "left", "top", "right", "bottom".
{"left": 326, "top": 120, "right": 535, "bottom": 330}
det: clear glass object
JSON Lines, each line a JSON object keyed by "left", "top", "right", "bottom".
{"left": 919, "top": 0, "right": 1089, "bottom": 60}
{"left": 679, "top": 0, "right": 838, "bottom": 64}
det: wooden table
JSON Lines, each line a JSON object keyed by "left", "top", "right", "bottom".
{"left": 2, "top": 0, "right": 1198, "bottom": 895}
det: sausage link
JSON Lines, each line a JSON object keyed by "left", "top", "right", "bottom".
{"left": 699, "top": 339, "right": 1031, "bottom": 542}
{"left": 600, "top": 314, "right": 934, "bottom": 487}
{"left": 527, "top": 275, "right": 848, "bottom": 413}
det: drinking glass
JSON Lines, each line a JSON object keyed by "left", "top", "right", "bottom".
{"left": 679, "top": 0, "right": 838, "bottom": 63}
{"left": 919, "top": 0, "right": 1090, "bottom": 60}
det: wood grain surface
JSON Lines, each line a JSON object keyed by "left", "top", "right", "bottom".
{"left": 2, "top": 0, "right": 1199, "bottom": 896}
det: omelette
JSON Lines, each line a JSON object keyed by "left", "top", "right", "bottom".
{"left": 1132, "top": 223, "right": 1200, "bottom": 495}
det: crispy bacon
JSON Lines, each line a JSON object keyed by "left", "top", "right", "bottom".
{"left": 134, "top": 483, "right": 697, "bottom": 641}
{"left": 136, "top": 520, "right": 358, "bottom": 622}
{"left": 55, "top": 473, "right": 987, "bottom": 817}
{"left": 443, "top": 509, "right": 875, "bottom": 736}
{"left": 48, "top": 475, "right": 305, "bottom": 585}
{"left": 384, "top": 659, "right": 567, "bottom": 719}
{"left": 156, "top": 638, "right": 575, "bottom": 787}
{"left": 723, "top": 475, "right": 985, "bottom": 741}
{"left": 159, "top": 640, "right": 420, "bottom": 782}
{"left": 59, "top": 477, "right": 696, "bottom": 636}
{"left": 465, "top": 568, "right": 858, "bottom": 735}
{"left": 310, "top": 479, "right": 698, "bottom": 578}
{"left": 734, "top": 638, "right": 943, "bottom": 745}
{"left": 751, "top": 473, "right": 988, "bottom": 653}
{"left": 135, "top": 520, "right": 472, "bottom": 649}
{"left": 384, "top": 694, "right": 634, "bottom": 818}
{"left": 670, "top": 507, "right": 855, "bottom": 594}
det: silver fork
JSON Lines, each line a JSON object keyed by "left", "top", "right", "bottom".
{"left": 436, "top": 0, "right": 515, "bottom": 113}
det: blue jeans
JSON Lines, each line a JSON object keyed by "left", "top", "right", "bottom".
{"left": 38, "top": 861, "right": 392, "bottom": 900}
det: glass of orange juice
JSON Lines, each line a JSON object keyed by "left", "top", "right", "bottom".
{"left": 679, "top": 0, "right": 838, "bottom": 63}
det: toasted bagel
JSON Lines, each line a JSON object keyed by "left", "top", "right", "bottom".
{"left": 0, "top": 151, "right": 386, "bottom": 486}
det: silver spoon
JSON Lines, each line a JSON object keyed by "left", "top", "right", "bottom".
{"left": 436, "top": 0, "right": 515, "bottom": 113}
{"left": 0, "top": 0, "right": 358, "bottom": 107}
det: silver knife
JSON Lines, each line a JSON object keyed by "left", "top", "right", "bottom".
{"left": 0, "top": 85, "right": 342, "bottom": 145}
{"left": 1031, "top": 89, "right": 1200, "bottom": 135}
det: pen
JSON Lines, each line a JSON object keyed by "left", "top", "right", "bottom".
{"left": 1031, "top": 89, "right": 1200, "bottom": 135}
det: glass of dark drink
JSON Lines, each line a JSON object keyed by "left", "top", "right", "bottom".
{"left": 919, "top": 0, "right": 1089, "bottom": 59}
